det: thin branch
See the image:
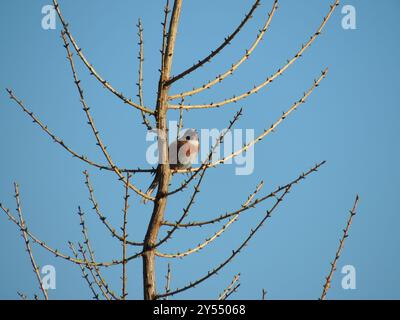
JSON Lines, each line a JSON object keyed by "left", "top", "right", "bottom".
{"left": 321, "top": 195, "right": 359, "bottom": 300}
{"left": 17, "top": 292, "right": 28, "bottom": 300}
{"left": 218, "top": 273, "right": 241, "bottom": 300}
{"left": 52, "top": 0, "right": 154, "bottom": 114}
{"left": 61, "top": 31, "right": 155, "bottom": 202}
{"left": 156, "top": 181, "right": 264, "bottom": 258}
{"left": 1, "top": 201, "right": 143, "bottom": 268}
{"left": 163, "top": 161, "right": 325, "bottom": 228}
{"left": 121, "top": 173, "right": 131, "bottom": 300}
{"left": 160, "top": 0, "right": 171, "bottom": 72}
{"left": 77, "top": 242, "right": 111, "bottom": 300}
{"left": 156, "top": 186, "right": 292, "bottom": 299}
{"left": 166, "top": 0, "right": 262, "bottom": 85}
{"left": 5, "top": 89, "right": 151, "bottom": 174}
{"left": 77, "top": 207, "right": 118, "bottom": 300}
{"left": 164, "top": 263, "right": 171, "bottom": 300}
{"left": 136, "top": 19, "right": 153, "bottom": 131}
{"left": 14, "top": 183, "right": 48, "bottom": 300}
{"left": 173, "top": 68, "right": 328, "bottom": 175}
{"left": 262, "top": 289, "right": 267, "bottom": 300}
{"left": 169, "top": 0, "right": 339, "bottom": 110}
{"left": 169, "top": 0, "right": 278, "bottom": 100}
{"left": 68, "top": 241, "right": 100, "bottom": 300}
{"left": 83, "top": 170, "right": 143, "bottom": 246}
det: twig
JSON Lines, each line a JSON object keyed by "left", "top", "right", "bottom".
{"left": 168, "top": 0, "right": 339, "bottom": 110}
{"left": 169, "top": 0, "right": 278, "bottom": 100}
{"left": 52, "top": 0, "right": 154, "bottom": 114}
{"left": 157, "top": 186, "right": 292, "bottom": 299}
{"left": 320, "top": 195, "right": 359, "bottom": 300}
{"left": 136, "top": 19, "right": 153, "bottom": 131}
{"left": 174, "top": 68, "right": 328, "bottom": 173}
{"left": 77, "top": 207, "right": 117, "bottom": 300}
{"left": 218, "top": 273, "right": 240, "bottom": 300}
{"left": 156, "top": 182, "right": 264, "bottom": 258}
{"left": 61, "top": 31, "right": 155, "bottom": 202}
{"left": 68, "top": 241, "right": 100, "bottom": 300}
{"left": 17, "top": 292, "right": 28, "bottom": 300}
{"left": 121, "top": 173, "right": 131, "bottom": 300}
{"left": 163, "top": 163, "right": 326, "bottom": 229}
{"left": 166, "top": 0, "right": 262, "bottom": 85}
{"left": 14, "top": 183, "right": 48, "bottom": 300}
{"left": 262, "top": 289, "right": 267, "bottom": 300}
{"left": 164, "top": 263, "right": 171, "bottom": 300}
{"left": 5, "top": 89, "right": 151, "bottom": 174}
{"left": 83, "top": 170, "right": 143, "bottom": 246}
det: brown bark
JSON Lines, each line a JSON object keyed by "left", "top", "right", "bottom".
{"left": 142, "top": 0, "right": 182, "bottom": 300}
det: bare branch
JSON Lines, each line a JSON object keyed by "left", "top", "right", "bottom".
{"left": 156, "top": 186, "right": 292, "bottom": 299}
{"left": 83, "top": 171, "right": 143, "bottom": 246}
{"left": 166, "top": 0, "right": 262, "bottom": 85}
{"left": 169, "top": 0, "right": 278, "bottom": 100}
{"left": 163, "top": 161, "right": 325, "bottom": 228}
{"left": 218, "top": 273, "right": 240, "bottom": 300}
{"left": 77, "top": 242, "right": 111, "bottom": 300}
{"left": 77, "top": 206, "right": 118, "bottom": 300}
{"left": 61, "top": 31, "right": 155, "bottom": 202}
{"left": 121, "top": 173, "right": 131, "bottom": 300}
{"left": 321, "top": 195, "right": 359, "bottom": 300}
{"left": 5, "top": 89, "right": 152, "bottom": 174}
{"left": 68, "top": 241, "right": 100, "bottom": 300}
{"left": 169, "top": 0, "right": 339, "bottom": 110}
{"left": 262, "top": 289, "right": 267, "bottom": 300}
{"left": 174, "top": 68, "right": 328, "bottom": 173}
{"left": 160, "top": 0, "right": 171, "bottom": 72}
{"left": 14, "top": 183, "right": 48, "bottom": 300}
{"left": 164, "top": 263, "right": 172, "bottom": 300}
{"left": 52, "top": 0, "right": 154, "bottom": 114}
{"left": 1, "top": 200, "right": 143, "bottom": 267}
{"left": 137, "top": 19, "right": 153, "bottom": 130}
{"left": 156, "top": 182, "right": 264, "bottom": 258}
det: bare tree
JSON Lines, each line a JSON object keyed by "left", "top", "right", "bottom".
{"left": 1, "top": 0, "right": 358, "bottom": 300}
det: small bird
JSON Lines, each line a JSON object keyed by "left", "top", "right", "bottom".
{"left": 142, "top": 129, "right": 199, "bottom": 203}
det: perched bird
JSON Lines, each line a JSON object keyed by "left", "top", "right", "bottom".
{"left": 142, "top": 129, "right": 199, "bottom": 203}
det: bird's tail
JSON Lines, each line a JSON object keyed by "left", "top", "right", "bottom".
{"left": 142, "top": 169, "right": 159, "bottom": 204}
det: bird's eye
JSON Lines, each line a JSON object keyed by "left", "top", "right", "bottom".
{"left": 186, "top": 136, "right": 190, "bottom": 141}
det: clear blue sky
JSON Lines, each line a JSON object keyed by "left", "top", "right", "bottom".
{"left": 1, "top": 0, "right": 399, "bottom": 300}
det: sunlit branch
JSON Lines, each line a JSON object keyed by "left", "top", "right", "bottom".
{"left": 156, "top": 182, "right": 264, "bottom": 258}
{"left": 163, "top": 161, "right": 325, "bottom": 228}
{"left": 168, "top": 0, "right": 338, "bottom": 110}
{"left": 14, "top": 184, "right": 49, "bottom": 300}
{"left": 166, "top": 0, "right": 261, "bottom": 85}
{"left": 121, "top": 173, "right": 131, "bottom": 300}
{"left": 137, "top": 19, "right": 153, "bottom": 130}
{"left": 5, "top": 89, "right": 151, "bottom": 174}
{"left": 61, "top": 31, "right": 155, "bottom": 202}
{"left": 156, "top": 186, "right": 292, "bottom": 299}
{"left": 218, "top": 273, "right": 241, "bottom": 300}
{"left": 169, "top": 0, "right": 278, "bottom": 100}
{"left": 52, "top": 0, "right": 154, "bottom": 114}
{"left": 174, "top": 69, "right": 328, "bottom": 174}
{"left": 83, "top": 171, "right": 143, "bottom": 246}
{"left": 321, "top": 195, "right": 359, "bottom": 300}
{"left": 77, "top": 207, "right": 118, "bottom": 300}
{"left": 68, "top": 241, "right": 100, "bottom": 300}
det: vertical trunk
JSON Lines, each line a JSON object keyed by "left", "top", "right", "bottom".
{"left": 143, "top": 0, "right": 182, "bottom": 300}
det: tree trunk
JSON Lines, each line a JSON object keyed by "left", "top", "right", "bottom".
{"left": 142, "top": 0, "right": 182, "bottom": 300}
